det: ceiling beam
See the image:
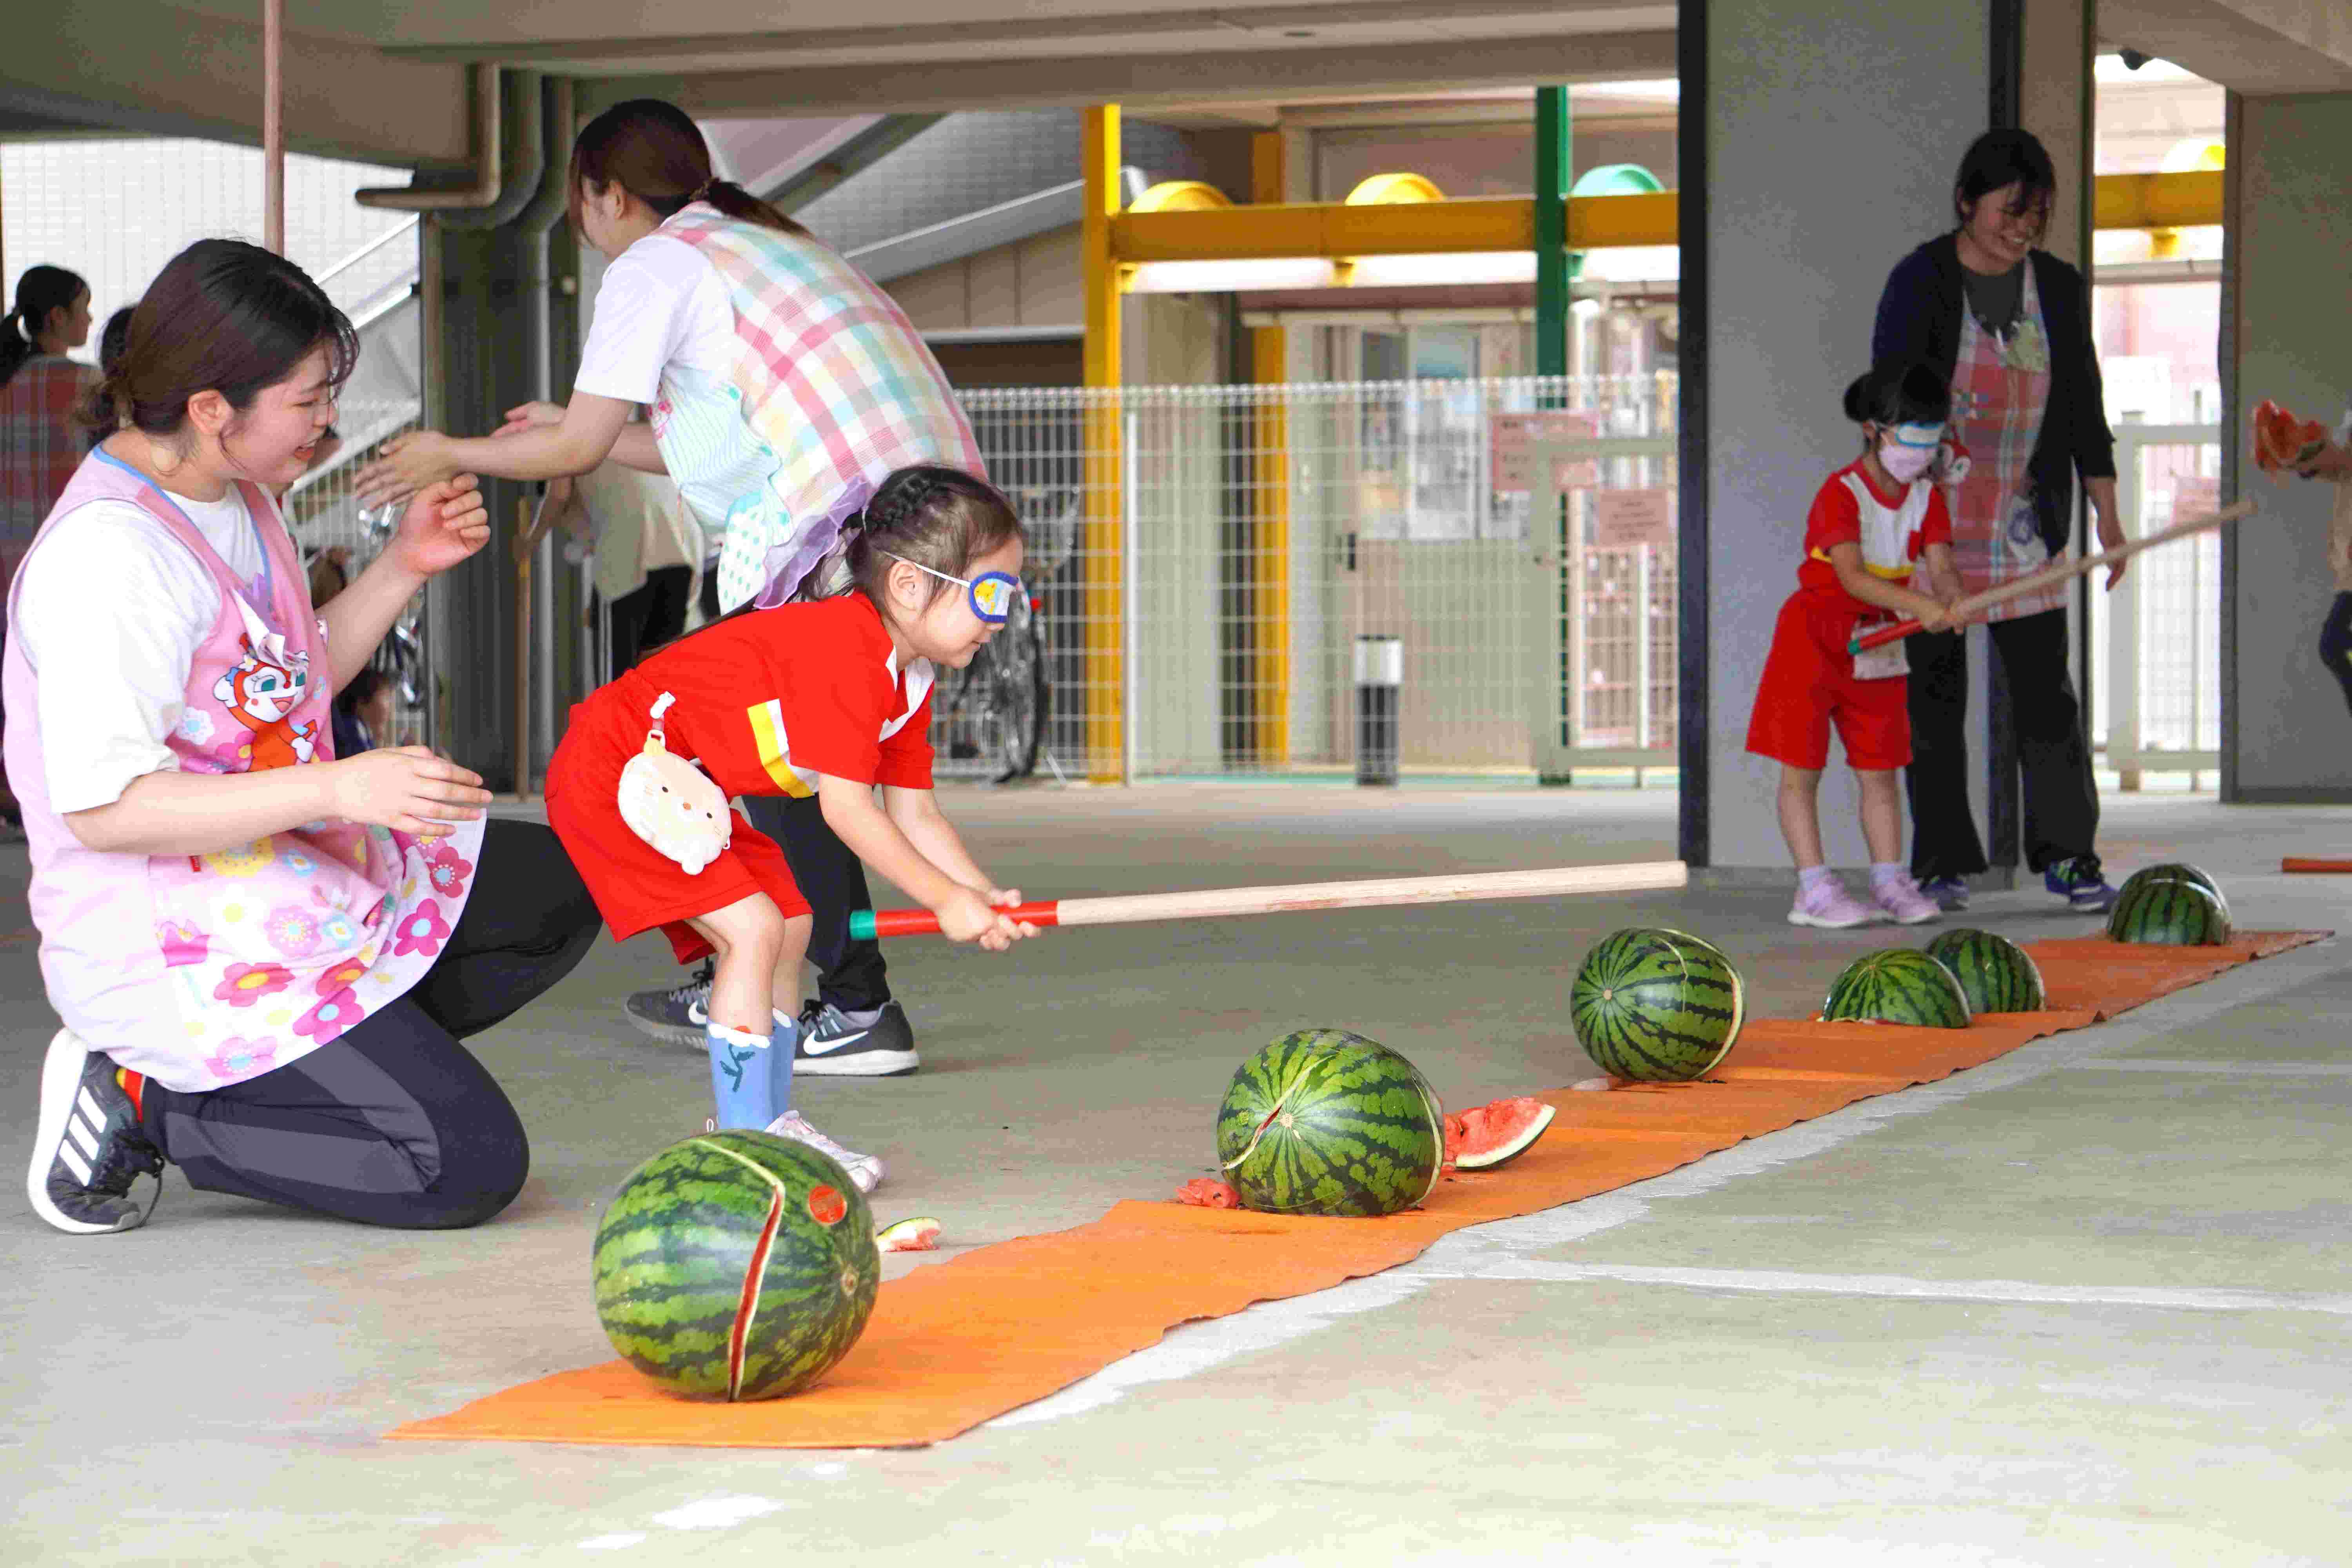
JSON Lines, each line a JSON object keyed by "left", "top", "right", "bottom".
{"left": 383, "top": 1, "right": 1670, "bottom": 67}
{"left": 576, "top": 30, "right": 1679, "bottom": 119}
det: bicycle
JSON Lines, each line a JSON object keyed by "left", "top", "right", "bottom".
{"left": 929, "top": 486, "right": 1079, "bottom": 783}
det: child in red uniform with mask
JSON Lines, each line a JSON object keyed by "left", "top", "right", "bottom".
{"left": 1747, "top": 359, "right": 1965, "bottom": 928}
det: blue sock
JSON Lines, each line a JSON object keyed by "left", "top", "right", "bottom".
{"left": 768, "top": 1009, "right": 800, "bottom": 1120}
{"left": 705, "top": 1021, "right": 775, "bottom": 1130}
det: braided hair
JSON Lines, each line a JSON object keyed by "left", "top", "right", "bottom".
{"left": 843, "top": 465, "right": 1023, "bottom": 616}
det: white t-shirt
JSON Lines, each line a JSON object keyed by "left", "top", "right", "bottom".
{"left": 13, "top": 488, "right": 269, "bottom": 813}
{"left": 573, "top": 234, "right": 737, "bottom": 411}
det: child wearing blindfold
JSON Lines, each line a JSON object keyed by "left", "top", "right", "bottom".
{"left": 544, "top": 465, "right": 1037, "bottom": 1190}
{"left": 1746, "top": 358, "right": 1967, "bottom": 929}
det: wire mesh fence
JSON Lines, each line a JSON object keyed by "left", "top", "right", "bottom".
{"left": 2092, "top": 425, "right": 2222, "bottom": 784}
{"left": 279, "top": 401, "right": 430, "bottom": 750}
{"left": 953, "top": 373, "right": 1680, "bottom": 782}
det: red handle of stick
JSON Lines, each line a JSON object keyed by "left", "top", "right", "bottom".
{"left": 1849, "top": 619, "right": 1921, "bottom": 655}
{"left": 855, "top": 902, "right": 1062, "bottom": 939}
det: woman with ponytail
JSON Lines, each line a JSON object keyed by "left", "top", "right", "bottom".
{"left": 359, "top": 97, "right": 987, "bottom": 1079}
{"left": 1, "top": 266, "right": 100, "bottom": 828}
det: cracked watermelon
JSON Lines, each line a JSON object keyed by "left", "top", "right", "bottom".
{"left": 592, "top": 1130, "right": 879, "bottom": 1401}
{"left": 1215, "top": 1029, "right": 1445, "bottom": 1218}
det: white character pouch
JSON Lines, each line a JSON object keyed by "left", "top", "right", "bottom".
{"left": 617, "top": 693, "right": 732, "bottom": 875}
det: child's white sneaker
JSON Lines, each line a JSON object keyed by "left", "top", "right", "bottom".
{"left": 1788, "top": 877, "right": 1878, "bottom": 929}
{"left": 764, "top": 1110, "right": 884, "bottom": 1194}
{"left": 1872, "top": 873, "right": 1942, "bottom": 926}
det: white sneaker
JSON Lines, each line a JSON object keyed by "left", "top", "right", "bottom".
{"left": 763, "top": 1110, "right": 885, "bottom": 1194}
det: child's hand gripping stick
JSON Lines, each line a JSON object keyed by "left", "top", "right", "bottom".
{"left": 1847, "top": 500, "right": 2257, "bottom": 656}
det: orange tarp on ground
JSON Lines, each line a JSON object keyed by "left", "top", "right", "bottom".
{"left": 389, "top": 931, "right": 2326, "bottom": 1450}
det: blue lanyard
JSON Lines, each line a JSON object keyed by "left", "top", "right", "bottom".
{"left": 89, "top": 448, "right": 277, "bottom": 607}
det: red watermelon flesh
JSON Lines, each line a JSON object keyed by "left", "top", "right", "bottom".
{"left": 876, "top": 1216, "right": 942, "bottom": 1252}
{"left": 1175, "top": 1178, "right": 1241, "bottom": 1209}
{"left": 1445, "top": 1097, "right": 1557, "bottom": 1171}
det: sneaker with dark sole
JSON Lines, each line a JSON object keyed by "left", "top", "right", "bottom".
{"left": 2044, "top": 855, "right": 2118, "bottom": 913}
{"left": 1918, "top": 875, "right": 1971, "bottom": 913}
{"left": 623, "top": 960, "right": 713, "bottom": 1049}
{"left": 793, "top": 1000, "right": 920, "bottom": 1078}
{"left": 26, "top": 1030, "right": 164, "bottom": 1234}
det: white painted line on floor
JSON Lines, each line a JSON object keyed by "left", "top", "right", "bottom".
{"left": 648, "top": 1496, "right": 787, "bottom": 1530}
{"left": 1403, "top": 1260, "right": 2352, "bottom": 1316}
{"left": 985, "top": 934, "right": 2348, "bottom": 1432}
{"left": 578, "top": 1534, "right": 647, "bottom": 1552}
{"left": 2064, "top": 1058, "right": 2352, "bottom": 1078}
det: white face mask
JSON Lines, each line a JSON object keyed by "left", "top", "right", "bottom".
{"left": 1877, "top": 421, "right": 1943, "bottom": 483}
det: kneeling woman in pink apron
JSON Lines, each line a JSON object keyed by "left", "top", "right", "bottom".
{"left": 11, "top": 240, "right": 600, "bottom": 1235}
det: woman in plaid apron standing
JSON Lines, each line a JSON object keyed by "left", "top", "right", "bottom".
{"left": 1870, "top": 129, "right": 2126, "bottom": 915}
{"left": 360, "top": 99, "right": 986, "bottom": 1080}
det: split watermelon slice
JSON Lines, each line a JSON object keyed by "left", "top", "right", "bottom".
{"left": 1443, "top": 1096, "right": 1558, "bottom": 1171}
{"left": 2253, "top": 399, "right": 2330, "bottom": 476}
{"left": 876, "top": 1216, "right": 942, "bottom": 1253}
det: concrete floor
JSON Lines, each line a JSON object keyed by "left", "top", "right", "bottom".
{"left": 5, "top": 783, "right": 2350, "bottom": 1565}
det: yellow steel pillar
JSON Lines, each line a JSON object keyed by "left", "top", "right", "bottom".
{"left": 1082, "top": 105, "right": 1125, "bottom": 781}
{"left": 1249, "top": 130, "right": 1291, "bottom": 768}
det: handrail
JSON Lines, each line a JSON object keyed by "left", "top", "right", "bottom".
{"left": 316, "top": 216, "right": 421, "bottom": 292}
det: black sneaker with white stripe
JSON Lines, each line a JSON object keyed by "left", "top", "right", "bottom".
{"left": 793, "top": 1000, "right": 920, "bottom": 1077}
{"left": 622, "top": 960, "right": 713, "bottom": 1049}
{"left": 26, "top": 1030, "right": 164, "bottom": 1235}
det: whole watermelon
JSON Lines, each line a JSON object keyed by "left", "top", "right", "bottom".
{"left": 1822, "top": 948, "right": 1971, "bottom": 1029}
{"left": 593, "top": 1130, "right": 880, "bottom": 1401}
{"left": 1922, "top": 927, "right": 2046, "bottom": 1014}
{"left": 1215, "top": 1029, "right": 1444, "bottom": 1218}
{"left": 2114, "top": 863, "right": 2230, "bottom": 924}
{"left": 2108, "top": 873, "right": 2232, "bottom": 947}
{"left": 1568, "top": 927, "right": 1745, "bottom": 1081}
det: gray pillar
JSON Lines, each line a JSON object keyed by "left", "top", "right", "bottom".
{"left": 2223, "top": 92, "right": 2352, "bottom": 803}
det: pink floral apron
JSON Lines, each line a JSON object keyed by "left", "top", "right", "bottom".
{"left": 2, "top": 450, "right": 483, "bottom": 1093}
{"left": 1944, "top": 261, "right": 2063, "bottom": 622}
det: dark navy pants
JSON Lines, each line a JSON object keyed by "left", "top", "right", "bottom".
{"left": 140, "top": 820, "right": 599, "bottom": 1229}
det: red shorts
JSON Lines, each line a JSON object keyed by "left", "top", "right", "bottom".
{"left": 544, "top": 702, "right": 811, "bottom": 965}
{"left": 1744, "top": 594, "right": 1911, "bottom": 771}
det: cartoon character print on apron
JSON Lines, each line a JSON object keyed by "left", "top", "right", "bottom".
{"left": 647, "top": 204, "right": 987, "bottom": 613}
{"left": 1945, "top": 261, "right": 2061, "bottom": 622}
{"left": 119, "top": 468, "right": 485, "bottom": 1087}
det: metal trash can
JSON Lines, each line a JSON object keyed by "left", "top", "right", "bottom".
{"left": 1354, "top": 634, "right": 1402, "bottom": 787}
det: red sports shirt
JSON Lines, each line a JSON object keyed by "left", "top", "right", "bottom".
{"left": 608, "top": 592, "right": 935, "bottom": 797}
{"left": 1793, "top": 459, "right": 1952, "bottom": 615}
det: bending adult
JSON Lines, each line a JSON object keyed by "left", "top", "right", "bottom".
{"left": 2, "top": 266, "right": 100, "bottom": 827}
{"left": 13, "top": 240, "right": 599, "bottom": 1236}
{"left": 1871, "top": 128, "right": 2123, "bottom": 914}
{"left": 357, "top": 98, "right": 983, "bottom": 1078}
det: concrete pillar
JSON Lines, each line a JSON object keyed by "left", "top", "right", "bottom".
{"left": 2222, "top": 91, "right": 2352, "bottom": 802}
{"left": 1681, "top": 0, "right": 2093, "bottom": 877}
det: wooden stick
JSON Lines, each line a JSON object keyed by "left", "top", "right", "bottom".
{"left": 1850, "top": 500, "right": 2255, "bottom": 654}
{"left": 848, "top": 860, "right": 1689, "bottom": 939}
{"left": 263, "top": 0, "right": 284, "bottom": 255}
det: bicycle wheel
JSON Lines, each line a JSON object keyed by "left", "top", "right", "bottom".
{"left": 987, "top": 598, "right": 1047, "bottom": 782}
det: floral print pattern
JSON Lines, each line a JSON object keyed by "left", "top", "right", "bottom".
{"left": 213, "top": 961, "right": 292, "bottom": 1007}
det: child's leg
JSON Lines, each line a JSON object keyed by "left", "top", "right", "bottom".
{"left": 1775, "top": 766, "right": 1827, "bottom": 868}
{"left": 2319, "top": 592, "right": 2352, "bottom": 719}
{"left": 766, "top": 912, "right": 813, "bottom": 1113}
{"left": 1855, "top": 768, "right": 1906, "bottom": 866}
{"left": 685, "top": 894, "right": 788, "bottom": 1129}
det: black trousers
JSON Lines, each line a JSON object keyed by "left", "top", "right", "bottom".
{"left": 141, "top": 820, "right": 601, "bottom": 1229}
{"left": 605, "top": 564, "right": 695, "bottom": 677}
{"left": 740, "top": 793, "right": 892, "bottom": 1013}
{"left": 2319, "top": 592, "right": 2352, "bottom": 719}
{"left": 1904, "top": 606, "right": 2100, "bottom": 880}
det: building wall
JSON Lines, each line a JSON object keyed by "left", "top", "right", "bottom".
{"left": 2226, "top": 91, "right": 2352, "bottom": 801}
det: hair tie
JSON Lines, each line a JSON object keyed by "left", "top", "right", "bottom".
{"left": 691, "top": 180, "right": 720, "bottom": 204}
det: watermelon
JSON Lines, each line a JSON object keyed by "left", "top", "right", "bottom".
{"left": 1822, "top": 948, "right": 1971, "bottom": 1029}
{"left": 2107, "top": 874, "right": 2232, "bottom": 946}
{"left": 1445, "top": 1096, "right": 1557, "bottom": 1171}
{"left": 876, "top": 1217, "right": 941, "bottom": 1253}
{"left": 1922, "top": 927, "right": 2046, "bottom": 1014}
{"left": 2116, "top": 862, "right": 2228, "bottom": 919}
{"left": 1568, "top": 927, "right": 1746, "bottom": 1081}
{"left": 1215, "top": 1029, "right": 1445, "bottom": 1217}
{"left": 592, "top": 1131, "right": 879, "bottom": 1402}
